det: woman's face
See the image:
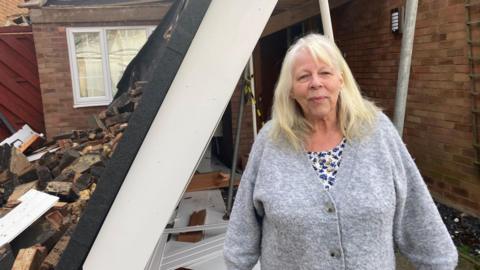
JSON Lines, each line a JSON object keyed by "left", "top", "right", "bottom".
{"left": 290, "top": 49, "right": 343, "bottom": 122}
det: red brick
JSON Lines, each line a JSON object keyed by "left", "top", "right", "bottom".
{"left": 330, "top": 0, "right": 479, "bottom": 215}
{"left": 0, "top": 0, "right": 27, "bottom": 24}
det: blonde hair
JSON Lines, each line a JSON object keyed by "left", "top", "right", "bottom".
{"left": 270, "top": 33, "right": 380, "bottom": 150}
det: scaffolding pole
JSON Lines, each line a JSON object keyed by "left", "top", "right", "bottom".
{"left": 319, "top": 0, "right": 334, "bottom": 40}
{"left": 225, "top": 68, "right": 247, "bottom": 218}
{"left": 393, "top": 0, "right": 419, "bottom": 135}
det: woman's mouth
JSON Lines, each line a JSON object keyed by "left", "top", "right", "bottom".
{"left": 309, "top": 96, "right": 327, "bottom": 102}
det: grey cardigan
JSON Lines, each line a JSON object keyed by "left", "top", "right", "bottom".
{"left": 223, "top": 113, "right": 458, "bottom": 270}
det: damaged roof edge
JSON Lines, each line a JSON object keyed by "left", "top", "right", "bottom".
{"left": 29, "top": 3, "right": 172, "bottom": 24}
{"left": 44, "top": 0, "right": 172, "bottom": 8}
{"left": 55, "top": 0, "right": 211, "bottom": 268}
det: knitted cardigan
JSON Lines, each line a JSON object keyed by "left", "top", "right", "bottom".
{"left": 223, "top": 112, "right": 458, "bottom": 270}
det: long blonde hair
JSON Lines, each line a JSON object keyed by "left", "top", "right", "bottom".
{"left": 270, "top": 33, "right": 380, "bottom": 150}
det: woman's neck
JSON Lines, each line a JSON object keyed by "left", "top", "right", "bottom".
{"left": 307, "top": 113, "right": 339, "bottom": 134}
{"left": 305, "top": 116, "right": 343, "bottom": 152}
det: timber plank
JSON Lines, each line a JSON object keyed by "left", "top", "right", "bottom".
{"left": 0, "top": 64, "right": 42, "bottom": 113}
{"left": 0, "top": 106, "right": 23, "bottom": 131}
{"left": 12, "top": 245, "right": 47, "bottom": 270}
{"left": 262, "top": 0, "right": 319, "bottom": 37}
{"left": 186, "top": 172, "right": 240, "bottom": 192}
{"left": 0, "top": 42, "right": 39, "bottom": 87}
{"left": 0, "top": 26, "right": 32, "bottom": 34}
{"left": 1, "top": 36, "right": 36, "bottom": 65}
{"left": 176, "top": 209, "right": 207, "bottom": 243}
{"left": 0, "top": 84, "right": 42, "bottom": 131}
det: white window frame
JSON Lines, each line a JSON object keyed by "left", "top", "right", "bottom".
{"left": 66, "top": 26, "right": 155, "bottom": 108}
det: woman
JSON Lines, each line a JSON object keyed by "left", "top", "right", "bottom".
{"left": 223, "top": 34, "right": 458, "bottom": 270}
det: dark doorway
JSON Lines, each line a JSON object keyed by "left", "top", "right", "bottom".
{"left": 253, "top": 15, "right": 323, "bottom": 129}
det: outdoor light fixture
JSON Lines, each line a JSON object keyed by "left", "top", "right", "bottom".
{"left": 391, "top": 7, "right": 402, "bottom": 34}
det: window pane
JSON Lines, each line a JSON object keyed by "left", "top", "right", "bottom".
{"left": 107, "top": 29, "right": 148, "bottom": 95}
{"left": 74, "top": 32, "right": 106, "bottom": 98}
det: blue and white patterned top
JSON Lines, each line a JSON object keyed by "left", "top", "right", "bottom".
{"left": 306, "top": 138, "right": 346, "bottom": 190}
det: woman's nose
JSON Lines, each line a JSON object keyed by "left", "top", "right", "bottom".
{"left": 310, "top": 74, "right": 323, "bottom": 88}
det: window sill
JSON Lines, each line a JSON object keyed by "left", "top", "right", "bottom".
{"left": 73, "top": 100, "right": 111, "bottom": 108}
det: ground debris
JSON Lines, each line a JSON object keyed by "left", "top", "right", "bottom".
{"left": 0, "top": 81, "right": 147, "bottom": 269}
{"left": 437, "top": 202, "right": 480, "bottom": 261}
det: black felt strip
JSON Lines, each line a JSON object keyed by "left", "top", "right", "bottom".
{"left": 55, "top": 1, "right": 211, "bottom": 269}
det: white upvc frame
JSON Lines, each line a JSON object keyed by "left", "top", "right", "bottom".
{"left": 66, "top": 26, "right": 155, "bottom": 108}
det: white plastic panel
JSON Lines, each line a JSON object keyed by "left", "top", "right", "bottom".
{"left": 83, "top": 0, "right": 277, "bottom": 269}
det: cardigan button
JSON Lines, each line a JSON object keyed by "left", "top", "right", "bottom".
{"left": 329, "top": 249, "right": 341, "bottom": 259}
{"left": 325, "top": 203, "right": 335, "bottom": 213}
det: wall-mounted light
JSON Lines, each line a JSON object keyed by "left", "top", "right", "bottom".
{"left": 391, "top": 8, "right": 402, "bottom": 34}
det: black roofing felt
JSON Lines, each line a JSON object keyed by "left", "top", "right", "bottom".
{"left": 45, "top": 0, "right": 170, "bottom": 7}
{"left": 55, "top": 0, "right": 212, "bottom": 269}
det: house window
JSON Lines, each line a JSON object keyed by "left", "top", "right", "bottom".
{"left": 67, "top": 26, "right": 154, "bottom": 107}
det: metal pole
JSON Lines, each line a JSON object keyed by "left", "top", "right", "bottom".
{"left": 248, "top": 56, "right": 258, "bottom": 139}
{"left": 319, "top": 0, "right": 334, "bottom": 40}
{"left": 225, "top": 70, "right": 247, "bottom": 219}
{"left": 393, "top": 0, "right": 419, "bottom": 135}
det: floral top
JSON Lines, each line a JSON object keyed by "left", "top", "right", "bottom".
{"left": 306, "top": 138, "right": 346, "bottom": 190}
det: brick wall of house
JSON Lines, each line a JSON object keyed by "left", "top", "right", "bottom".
{"left": 0, "top": 0, "right": 27, "bottom": 25}
{"left": 332, "top": 0, "right": 480, "bottom": 216}
{"left": 33, "top": 21, "right": 158, "bottom": 138}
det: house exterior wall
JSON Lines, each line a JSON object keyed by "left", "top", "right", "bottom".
{"left": 0, "top": 0, "right": 27, "bottom": 25}
{"left": 332, "top": 0, "right": 480, "bottom": 216}
{"left": 34, "top": 24, "right": 99, "bottom": 137}
{"left": 31, "top": 7, "right": 165, "bottom": 138}
{"left": 231, "top": 81, "right": 256, "bottom": 168}
{"left": 31, "top": 4, "right": 256, "bottom": 163}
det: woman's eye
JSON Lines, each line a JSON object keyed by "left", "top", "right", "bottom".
{"left": 298, "top": 74, "right": 309, "bottom": 80}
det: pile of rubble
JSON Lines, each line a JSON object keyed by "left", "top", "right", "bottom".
{"left": 0, "top": 82, "right": 146, "bottom": 269}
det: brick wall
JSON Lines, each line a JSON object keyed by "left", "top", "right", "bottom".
{"left": 33, "top": 21, "right": 157, "bottom": 138}
{"left": 332, "top": 0, "right": 480, "bottom": 216}
{"left": 0, "top": 0, "right": 27, "bottom": 25}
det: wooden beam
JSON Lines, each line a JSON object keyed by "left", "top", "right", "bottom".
{"left": 40, "top": 234, "right": 71, "bottom": 270}
{"left": 6, "top": 181, "right": 37, "bottom": 207}
{"left": 263, "top": 0, "right": 353, "bottom": 38}
{"left": 262, "top": 1, "right": 319, "bottom": 37}
{"left": 12, "top": 245, "right": 47, "bottom": 270}
{"left": 186, "top": 172, "right": 240, "bottom": 193}
{"left": 0, "top": 26, "right": 32, "bottom": 34}
{"left": 176, "top": 209, "right": 207, "bottom": 243}
{"left": 329, "top": 0, "right": 352, "bottom": 9}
